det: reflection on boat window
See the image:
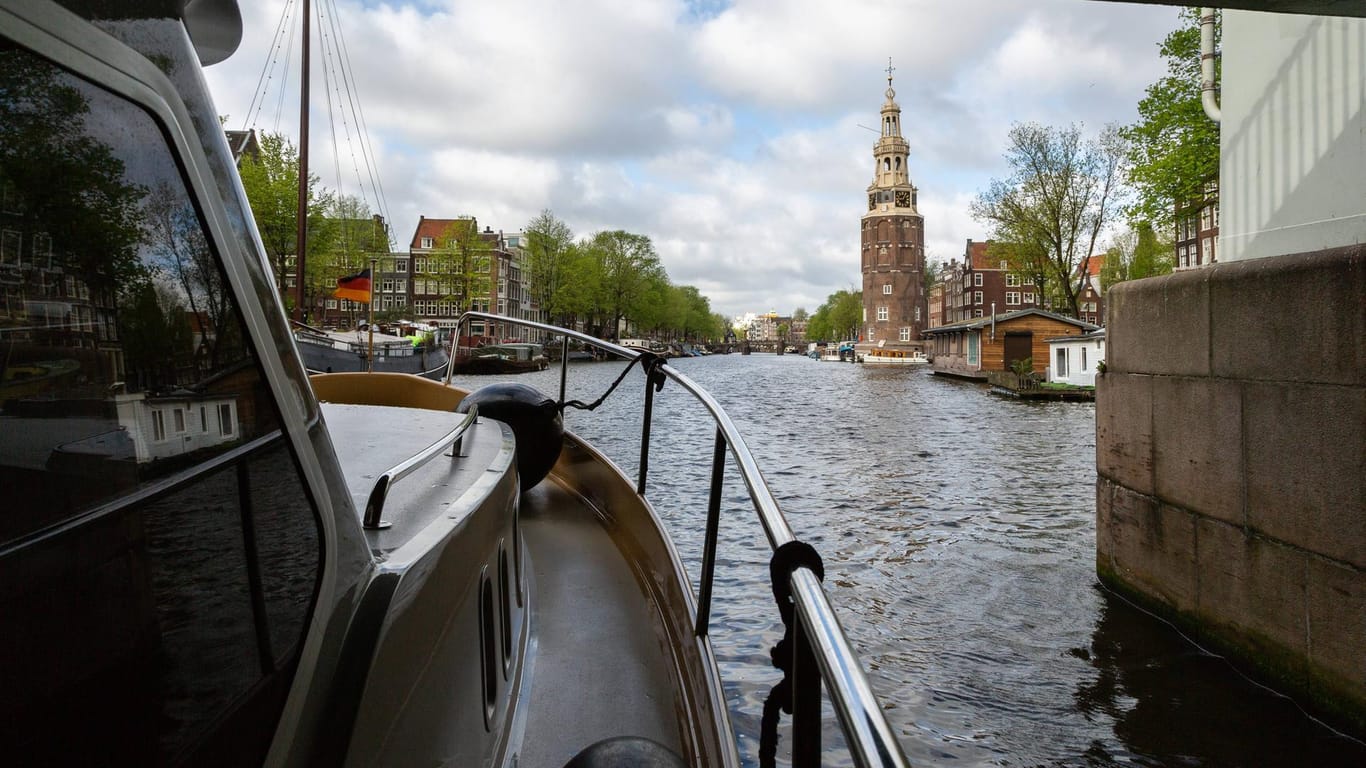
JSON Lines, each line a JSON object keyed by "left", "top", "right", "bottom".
{"left": 0, "top": 41, "right": 320, "bottom": 764}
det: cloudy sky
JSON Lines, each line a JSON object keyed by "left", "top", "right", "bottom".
{"left": 203, "top": 0, "right": 1182, "bottom": 320}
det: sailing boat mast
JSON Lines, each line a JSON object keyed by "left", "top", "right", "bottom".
{"left": 293, "top": 0, "right": 311, "bottom": 322}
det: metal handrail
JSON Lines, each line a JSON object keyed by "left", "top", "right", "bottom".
{"left": 362, "top": 404, "right": 478, "bottom": 529}
{"left": 447, "top": 312, "right": 910, "bottom": 768}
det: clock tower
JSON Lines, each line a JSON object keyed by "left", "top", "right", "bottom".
{"left": 860, "top": 62, "right": 926, "bottom": 351}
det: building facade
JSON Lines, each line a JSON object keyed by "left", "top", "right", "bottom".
{"left": 1174, "top": 179, "right": 1219, "bottom": 270}
{"left": 860, "top": 69, "right": 926, "bottom": 351}
{"left": 938, "top": 239, "right": 1043, "bottom": 325}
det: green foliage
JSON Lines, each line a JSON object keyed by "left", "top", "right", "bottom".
{"left": 806, "top": 289, "right": 862, "bottom": 341}
{"left": 1100, "top": 221, "right": 1173, "bottom": 290}
{"left": 1010, "top": 356, "right": 1034, "bottom": 377}
{"left": 971, "top": 122, "right": 1126, "bottom": 318}
{"left": 1121, "top": 8, "right": 1220, "bottom": 232}
{"left": 524, "top": 210, "right": 577, "bottom": 325}
{"left": 0, "top": 49, "right": 149, "bottom": 295}
{"left": 236, "top": 131, "right": 333, "bottom": 307}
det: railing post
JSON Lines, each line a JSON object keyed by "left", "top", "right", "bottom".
{"left": 559, "top": 335, "right": 570, "bottom": 406}
{"left": 791, "top": 601, "right": 822, "bottom": 767}
{"left": 636, "top": 362, "right": 656, "bottom": 495}
{"left": 696, "top": 427, "right": 726, "bottom": 637}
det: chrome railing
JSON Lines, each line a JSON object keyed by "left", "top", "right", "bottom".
{"left": 446, "top": 312, "right": 910, "bottom": 768}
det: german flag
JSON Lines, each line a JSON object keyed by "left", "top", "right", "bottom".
{"left": 334, "top": 268, "right": 371, "bottom": 303}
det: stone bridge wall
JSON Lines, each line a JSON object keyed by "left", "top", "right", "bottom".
{"left": 1096, "top": 245, "right": 1364, "bottom": 734}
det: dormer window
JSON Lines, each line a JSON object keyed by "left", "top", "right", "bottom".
{"left": 420, "top": 236, "right": 433, "bottom": 248}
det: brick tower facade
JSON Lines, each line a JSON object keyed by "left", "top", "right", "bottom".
{"left": 860, "top": 65, "right": 926, "bottom": 351}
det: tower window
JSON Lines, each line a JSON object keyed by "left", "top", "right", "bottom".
{"left": 884, "top": 158, "right": 891, "bottom": 172}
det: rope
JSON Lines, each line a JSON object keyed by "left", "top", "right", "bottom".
{"left": 559, "top": 352, "right": 664, "bottom": 412}
{"left": 759, "top": 540, "right": 825, "bottom": 768}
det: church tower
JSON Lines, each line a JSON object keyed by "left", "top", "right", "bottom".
{"left": 860, "top": 62, "right": 926, "bottom": 350}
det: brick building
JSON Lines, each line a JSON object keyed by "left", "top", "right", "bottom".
{"left": 937, "top": 239, "right": 1043, "bottom": 325}
{"left": 1175, "top": 179, "right": 1219, "bottom": 270}
{"left": 860, "top": 68, "right": 927, "bottom": 351}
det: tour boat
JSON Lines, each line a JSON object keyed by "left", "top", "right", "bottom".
{"left": 0, "top": 2, "right": 907, "bottom": 767}
{"left": 862, "top": 348, "right": 929, "bottom": 366}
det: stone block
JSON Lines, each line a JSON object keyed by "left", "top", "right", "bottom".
{"left": 1306, "top": 556, "right": 1366, "bottom": 700}
{"left": 1096, "top": 372, "right": 1154, "bottom": 496}
{"left": 1244, "top": 381, "right": 1366, "bottom": 568}
{"left": 1211, "top": 245, "right": 1365, "bottom": 386}
{"left": 1195, "top": 518, "right": 1308, "bottom": 659}
{"left": 1151, "top": 376, "right": 1244, "bottom": 525}
{"left": 1095, "top": 478, "right": 1114, "bottom": 570}
{"left": 1105, "top": 484, "right": 1197, "bottom": 612}
{"left": 1106, "top": 268, "right": 1210, "bottom": 377}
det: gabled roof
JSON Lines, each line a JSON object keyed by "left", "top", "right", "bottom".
{"left": 922, "top": 307, "right": 1099, "bottom": 335}
{"left": 410, "top": 216, "right": 477, "bottom": 248}
{"left": 1077, "top": 253, "right": 1105, "bottom": 278}
{"left": 966, "top": 239, "right": 995, "bottom": 270}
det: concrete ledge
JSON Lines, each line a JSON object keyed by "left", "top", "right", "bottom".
{"left": 1195, "top": 517, "right": 1309, "bottom": 661}
{"left": 1098, "top": 479, "right": 1198, "bottom": 613}
{"left": 1211, "top": 245, "right": 1365, "bottom": 386}
{"left": 1151, "top": 376, "right": 1244, "bottom": 525}
{"left": 1106, "top": 267, "right": 1210, "bottom": 377}
{"left": 1244, "top": 381, "right": 1366, "bottom": 568}
{"left": 1096, "top": 372, "right": 1154, "bottom": 496}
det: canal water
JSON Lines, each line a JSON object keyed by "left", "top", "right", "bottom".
{"left": 458, "top": 353, "right": 1365, "bottom": 767}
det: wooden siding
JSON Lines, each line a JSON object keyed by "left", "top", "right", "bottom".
{"left": 978, "top": 316, "right": 1089, "bottom": 373}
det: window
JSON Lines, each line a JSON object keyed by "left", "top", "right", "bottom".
{"left": 414, "top": 257, "right": 427, "bottom": 272}
{"left": 1080, "top": 347, "right": 1088, "bottom": 371}
{"left": 1024, "top": 292, "right": 1035, "bottom": 304}
{"left": 0, "top": 47, "right": 320, "bottom": 766}
{"left": 1005, "top": 274, "right": 1019, "bottom": 287}
{"left": 1200, "top": 204, "right": 1213, "bottom": 230}
{"left": 974, "top": 273, "right": 983, "bottom": 287}
{"left": 1, "top": 229, "right": 19, "bottom": 265}
{"left": 900, "top": 327, "right": 911, "bottom": 342}
{"left": 381, "top": 278, "right": 395, "bottom": 293}
{"left": 974, "top": 309, "right": 984, "bottom": 317}
{"left": 395, "top": 259, "right": 407, "bottom": 272}
{"left": 1023, "top": 276, "right": 1034, "bottom": 286}
{"left": 420, "top": 236, "right": 434, "bottom": 248}
{"left": 973, "top": 291, "right": 983, "bottom": 305}
{"left": 1006, "top": 292, "right": 1021, "bottom": 306}
{"left": 877, "top": 306, "right": 888, "bottom": 321}
{"left": 1056, "top": 348, "right": 1069, "bottom": 377}
{"left": 883, "top": 284, "right": 892, "bottom": 295}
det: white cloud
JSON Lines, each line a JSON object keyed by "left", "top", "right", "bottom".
{"left": 205, "top": 0, "right": 1181, "bottom": 318}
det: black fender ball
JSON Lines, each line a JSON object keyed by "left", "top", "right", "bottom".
{"left": 457, "top": 383, "right": 563, "bottom": 491}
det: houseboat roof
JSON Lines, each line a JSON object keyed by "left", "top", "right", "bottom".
{"left": 1046, "top": 328, "right": 1107, "bottom": 344}
{"left": 923, "top": 308, "right": 1100, "bottom": 335}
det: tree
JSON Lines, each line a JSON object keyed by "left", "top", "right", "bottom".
{"left": 524, "top": 210, "right": 576, "bottom": 326}
{"left": 1121, "top": 8, "right": 1219, "bottom": 233}
{"left": 1100, "top": 221, "right": 1173, "bottom": 290}
{"left": 806, "top": 289, "right": 862, "bottom": 341}
{"left": 792, "top": 307, "right": 809, "bottom": 323}
{"left": 582, "top": 230, "right": 665, "bottom": 339}
{"left": 144, "top": 183, "right": 241, "bottom": 368}
{"left": 970, "top": 122, "right": 1126, "bottom": 318}
{"left": 237, "top": 131, "right": 333, "bottom": 312}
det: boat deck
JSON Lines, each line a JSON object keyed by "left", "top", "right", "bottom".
{"left": 516, "top": 478, "right": 684, "bottom": 767}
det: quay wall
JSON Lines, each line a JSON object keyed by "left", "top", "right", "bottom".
{"left": 1095, "top": 245, "right": 1365, "bottom": 734}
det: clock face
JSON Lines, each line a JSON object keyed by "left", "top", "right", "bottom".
{"left": 896, "top": 190, "right": 911, "bottom": 208}
{"left": 868, "top": 194, "right": 876, "bottom": 211}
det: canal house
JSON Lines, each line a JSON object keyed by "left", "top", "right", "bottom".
{"left": 924, "top": 308, "right": 1098, "bottom": 379}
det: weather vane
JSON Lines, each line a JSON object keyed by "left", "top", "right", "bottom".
{"left": 886, "top": 56, "right": 896, "bottom": 85}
